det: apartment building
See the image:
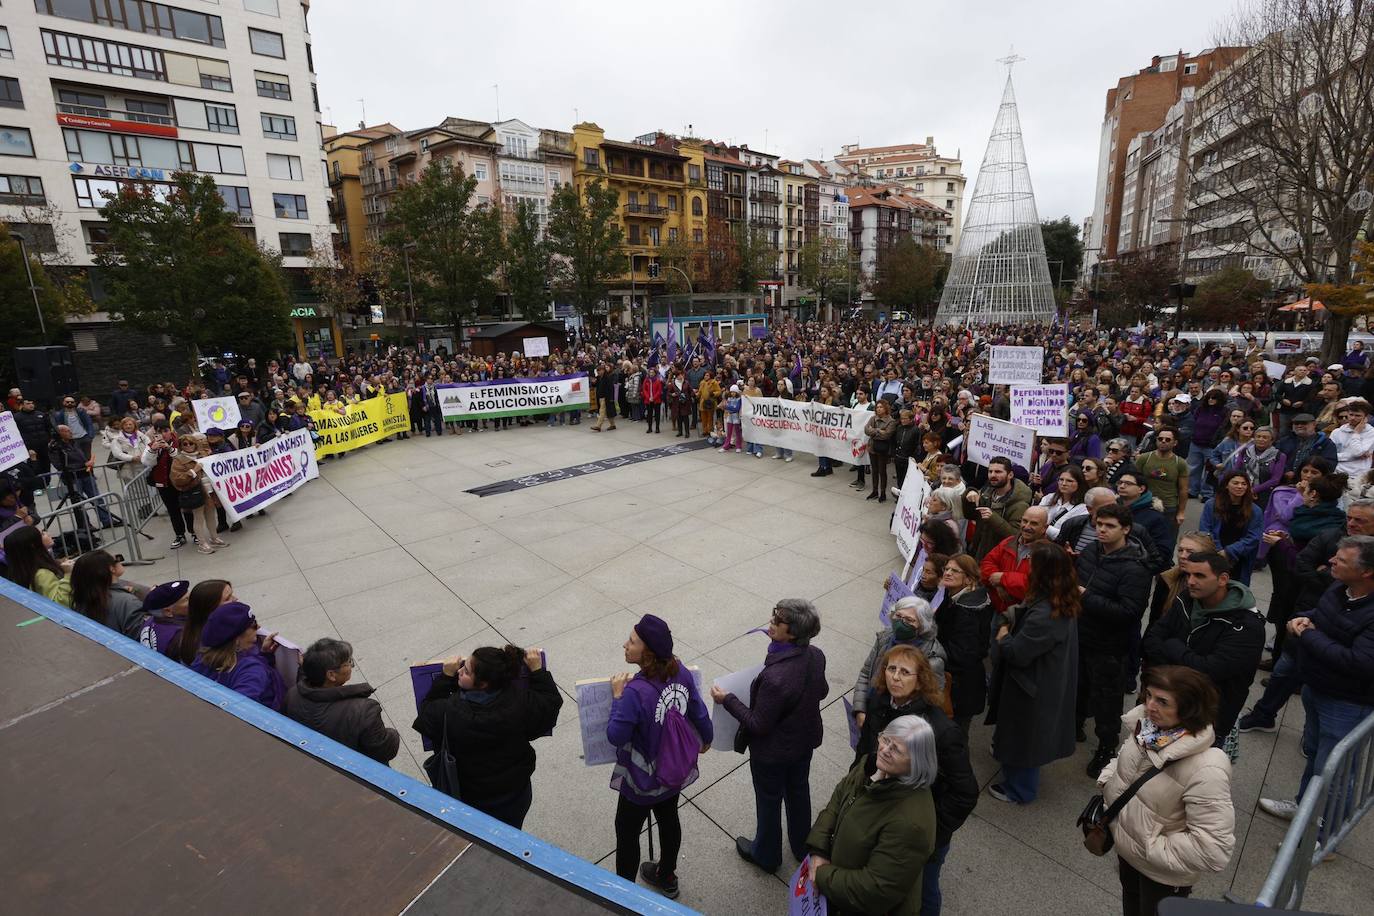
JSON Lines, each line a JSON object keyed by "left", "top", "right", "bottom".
{"left": 323, "top": 122, "right": 399, "bottom": 267}
{"left": 1, "top": 0, "right": 333, "bottom": 362}
{"left": 847, "top": 185, "right": 951, "bottom": 298}
{"left": 802, "top": 159, "right": 849, "bottom": 244}
{"left": 834, "top": 138, "right": 965, "bottom": 249}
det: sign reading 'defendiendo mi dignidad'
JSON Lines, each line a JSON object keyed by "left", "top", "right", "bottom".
{"left": 437, "top": 373, "right": 591, "bottom": 420}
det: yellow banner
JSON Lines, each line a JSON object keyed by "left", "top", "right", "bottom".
{"left": 309, "top": 393, "right": 410, "bottom": 457}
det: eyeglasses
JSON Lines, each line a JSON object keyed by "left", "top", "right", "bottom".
{"left": 884, "top": 664, "right": 916, "bottom": 677}
{"left": 1107, "top": 446, "right": 1123, "bottom": 452}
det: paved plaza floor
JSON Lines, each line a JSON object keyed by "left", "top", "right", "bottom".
{"left": 120, "top": 422, "right": 1372, "bottom": 915}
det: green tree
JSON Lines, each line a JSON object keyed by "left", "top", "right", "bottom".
{"left": 504, "top": 200, "right": 550, "bottom": 319}
{"left": 1187, "top": 266, "right": 1272, "bottom": 326}
{"left": 658, "top": 235, "right": 705, "bottom": 295}
{"left": 1040, "top": 216, "right": 1083, "bottom": 289}
{"left": 1095, "top": 248, "right": 1178, "bottom": 325}
{"left": 308, "top": 231, "right": 368, "bottom": 326}
{"left": 547, "top": 179, "right": 624, "bottom": 324}
{"left": 868, "top": 236, "right": 945, "bottom": 312}
{"left": 95, "top": 173, "right": 290, "bottom": 367}
{"left": 702, "top": 216, "right": 742, "bottom": 293}
{"left": 383, "top": 160, "right": 504, "bottom": 339}
{"left": 798, "top": 236, "right": 850, "bottom": 311}
{"left": 734, "top": 225, "right": 776, "bottom": 291}
{"left": 0, "top": 223, "right": 90, "bottom": 349}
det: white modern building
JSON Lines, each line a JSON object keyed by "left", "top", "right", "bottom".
{"left": 1, "top": 0, "right": 330, "bottom": 290}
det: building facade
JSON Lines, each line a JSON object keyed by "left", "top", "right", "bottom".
{"left": 833, "top": 138, "right": 965, "bottom": 249}
{"left": 323, "top": 122, "right": 398, "bottom": 268}
{"left": 1, "top": 0, "right": 334, "bottom": 357}
{"left": 847, "top": 185, "right": 951, "bottom": 300}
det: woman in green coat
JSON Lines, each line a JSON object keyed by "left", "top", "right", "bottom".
{"left": 805, "top": 715, "right": 938, "bottom": 916}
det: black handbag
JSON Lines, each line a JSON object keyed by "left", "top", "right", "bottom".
{"left": 1077, "top": 761, "right": 1170, "bottom": 856}
{"left": 423, "top": 717, "right": 461, "bottom": 798}
{"left": 734, "top": 649, "right": 813, "bottom": 754}
{"left": 177, "top": 486, "right": 205, "bottom": 510}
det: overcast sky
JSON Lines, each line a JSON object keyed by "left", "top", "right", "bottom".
{"left": 313, "top": 0, "right": 1227, "bottom": 230}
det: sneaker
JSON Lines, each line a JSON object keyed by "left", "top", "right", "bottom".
{"left": 208, "top": 537, "right": 229, "bottom": 548}
{"left": 735, "top": 447, "right": 743, "bottom": 453}
{"left": 196, "top": 542, "right": 215, "bottom": 555}
{"left": 773, "top": 453, "right": 784, "bottom": 459}
{"left": 754, "top": 451, "right": 762, "bottom": 458}
{"left": 170, "top": 536, "right": 187, "bottom": 550}
{"left": 1086, "top": 747, "right": 1115, "bottom": 780}
{"left": 719, "top": 446, "right": 728, "bottom": 452}
{"left": 784, "top": 456, "right": 793, "bottom": 462}
{"left": 1238, "top": 710, "right": 1278, "bottom": 733}
{"left": 1260, "top": 798, "right": 1299, "bottom": 821}
{"left": 638, "top": 861, "right": 679, "bottom": 899}
{"left": 988, "top": 784, "right": 1016, "bottom": 803}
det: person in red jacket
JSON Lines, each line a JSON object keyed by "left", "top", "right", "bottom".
{"left": 1119, "top": 382, "right": 1154, "bottom": 447}
{"left": 641, "top": 370, "right": 665, "bottom": 434}
{"left": 979, "top": 507, "right": 1050, "bottom": 613}
{"left": 139, "top": 418, "right": 188, "bottom": 549}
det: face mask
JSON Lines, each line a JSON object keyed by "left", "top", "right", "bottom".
{"left": 892, "top": 619, "right": 918, "bottom": 641}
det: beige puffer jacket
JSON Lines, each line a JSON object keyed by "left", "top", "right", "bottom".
{"left": 1098, "top": 705, "right": 1235, "bottom": 887}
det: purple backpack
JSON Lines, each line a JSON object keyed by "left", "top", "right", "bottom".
{"left": 652, "top": 680, "right": 702, "bottom": 792}
{"left": 1257, "top": 486, "right": 1303, "bottom": 562}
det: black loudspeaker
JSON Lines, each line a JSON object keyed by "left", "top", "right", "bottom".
{"left": 13, "top": 346, "right": 79, "bottom": 408}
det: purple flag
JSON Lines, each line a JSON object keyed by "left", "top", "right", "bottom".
{"left": 666, "top": 305, "right": 677, "bottom": 364}
{"left": 790, "top": 351, "right": 803, "bottom": 385}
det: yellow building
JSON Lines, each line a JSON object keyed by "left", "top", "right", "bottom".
{"left": 571, "top": 123, "right": 706, "bottom": 324}
{"left": 324, "top": 123, "right": 401, "bottom": 268}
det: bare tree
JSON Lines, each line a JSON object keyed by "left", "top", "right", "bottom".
{"left": 1198, "top": 0, "right": 1374, "bottom": 362}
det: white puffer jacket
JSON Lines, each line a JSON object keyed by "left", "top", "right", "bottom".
{"left": 1098, "top": 705, "right": 1235, "bottom": 887}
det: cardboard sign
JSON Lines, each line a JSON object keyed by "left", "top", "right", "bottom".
{"left": 841, "top": 696, "right": 861, "bottom": 749}
{"left": 1010, "top": 384, "right": 1070, "bottom": 435}
{"left": 788, "top": 856, "right": 829, "bottom": 916}
{"left": 989, "top": 346, "right": 1044, "bottom": 385}
{"left": 965, "top": 413, "right": 1037, "bottom": 471}
{"left": 523, "top": 336, "right": 550, "bottom": 357}
{"left": 1264, "top": 360, "right": 1288, "bottom": 380}
{"left": 709, "top": 663, "right": 765, "bottom": 753}
{"left": 191, "top": 396, "right": 241, "bottom": 432}
{"left": 889, "top": 460, "right": 929, "bottom": 562}
{"left": 576, "top": 668, "right": 701, "bottom": 766}
{"left": 0, "top": 411, "right": 26, "bottom": 472}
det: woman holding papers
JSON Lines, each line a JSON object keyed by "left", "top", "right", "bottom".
{"left": 709, "top": 599, "right": 828, "bottom": 876}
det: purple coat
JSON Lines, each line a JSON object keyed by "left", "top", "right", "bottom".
{"left": 192, "top": 647, "right": 286, "bottom": 711}
{"left": 721, "top": 644, "right": 828, "bottom": 764}
{"left": 1191, "top": 402, "right": 1231, "bottom": 450}
{"left": 607, "top": 665, "right": 712, "bottom": 804}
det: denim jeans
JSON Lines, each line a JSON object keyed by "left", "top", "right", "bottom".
{"left": 749, "top": 752, "right": 813, "bottom": 871}
{"left": 922, "top": 842, "right": 951, "bottom": 915}
{"left": 999, "top": 764, "right": 1041, "bottom": 802}
{"left": 67, "top": 473, "right": 113, "bottom": 526}
{"left": 816, "top": 456, "right": 831, "bottom": 471}
{"left": 1186, "top": 442, "right": 1210, "bottom": 497}
{"left": 1298, "top": 686, "right": 1374, "bottom": 802}
{"left": 1252, "top": 648, "right": 1302, "bottom": 722}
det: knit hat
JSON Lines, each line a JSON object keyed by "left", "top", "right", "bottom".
{"left": 200, "top": 601, "right": 257, "bottom": 648}
{"left": 634, "top": 613, "right": 673, "bottom": 660}
{"left": 141, "top": 580, "right": 189, "bottom": 612}
{"left": 204, "top": 427, "right": 225, "bottom": 437}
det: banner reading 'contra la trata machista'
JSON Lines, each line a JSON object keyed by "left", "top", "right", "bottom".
{"left": 740, "top": 396, "right": 871, "bottom": 463}
{"left": 438, "top": 374, "right": 590, "bottom": 420}
{"left": 197, "top": 428, "right": 319, "bottom": 524}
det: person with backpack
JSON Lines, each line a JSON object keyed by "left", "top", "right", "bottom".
{"left": 607, "top": 614, "right": 713, "bottom": 900}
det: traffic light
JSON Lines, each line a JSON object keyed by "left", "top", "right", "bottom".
{"left": 648, "top": 261, "right": 660, "bottom": 279}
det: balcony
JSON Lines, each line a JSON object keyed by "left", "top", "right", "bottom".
{"left": 750, "top": 215, "right": 780, "bottom": 228}
{"left": 362, "top": 177, "right": 400, "bottom": 194}
{"left": 750, "top": 189, "right": 780, "bottom": 204}
{"left": 624, "top": 203, "right": 669, "bottom": 219}
{"left": 502, "top": 148, "right": 545, "bottom": 162}
{"left": 57, "top": 101, "right": 176, "bottom": 127}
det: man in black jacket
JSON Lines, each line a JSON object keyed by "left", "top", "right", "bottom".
{"left": 890, "top": 408, "right": 921, "bottom": 489}
{"left": 1142, "top": 551, "right": 1264, "bottom": 744}
{"left": 285, "top": 638, "right": 400, "bottom": 765}
{"left": 13, "top": 399, "right": 52, "bottom": 473}
{"left": 1074, "top": 503, "right": 1153, "bottom": 777}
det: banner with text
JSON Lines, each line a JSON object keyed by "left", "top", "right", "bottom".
{"left": 198, "top": 428, "right": 319, "bottom": 523}
{"left": 740, "top": 396, "right": 871, "bottom": 463}
{"left": 309, "top": 393, "right": 411, "bottom": 457}
{"left": 890, "top": 458, "right": 929, "bottom": 562}
{"left": 965, "top": 413, "right": 1037, "bottom": 471}
{"left": 1010, "top": 384, "right": 1069, "bottom": 435}
{"left": 192, "top": 396, "right": 241, "bottom": 431}
{"left": 438, "top": 373, "right": 590, "bottom": 421}
{"left": 988, "top": 346, "right": 1044, "bottom": 385}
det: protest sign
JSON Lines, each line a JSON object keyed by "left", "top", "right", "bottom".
{"left": 1010, "top": 384, "right": 1069, "bottom": 435}
{"left": 740, "top": 396, "right": 871, "bottom": 463}
{"left": 710, "top": 663, "right": 765, "bottom": 753}
{"left": 197, "top": 428, "right": 318, "bottom": 523}
{"left": 890, "top": 459, "right": 929, "bottom": 562}
{"left": 0, "top": 411, "right": 26, "bottom": 472}
{"left": 880, "top": 572, "right": 915, "bottom": 628}
{"left": 840, "top": 696, "right": 860, "bottom": 749}
{"left": 523, "top": 336, "right": 550, "bottom": 357}
{"left": 1273, "top": 338, "right": 1302, "bottom": 355}
{"left": 1263, "top": 360, "right": 1288, "bottom": 380}
{"left": 965, "top": 413, "right": 1036, "bottom": 471}
{"left": 577, "top": 668, "right": 701, "bottom": 766}
{"left": 438, "top": 373, "right": 590, "bottom": 421}
{"left": 192, "top": 396, "right": 240, "bottom": 431}
{"left": 258, "top": 631, "right": 301, "bottom": 689}
{"left": 788, "top": 856, "right": 829, "bottom": 916}
{"left": 410, "top": 651, "right": 550, "bottom": 751}
{"left": 989, "top": 346, "right": 1044, "bottom": 385}
{"left": 310, "top": 392, "right": 410, "bottom": 457}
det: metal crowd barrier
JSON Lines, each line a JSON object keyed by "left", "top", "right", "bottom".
{"left": 37, "top": 488, "right": 156, "bottom": 566}
{"left": 1252, "top": 709, "right": 1374, "bottom": 909}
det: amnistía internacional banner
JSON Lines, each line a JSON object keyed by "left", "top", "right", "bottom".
{"left": 438, "top": 374, "right": 591, "bottom": 420}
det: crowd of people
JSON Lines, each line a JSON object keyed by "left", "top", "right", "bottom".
{"left": 6, "top": 318, "right": 1374, "bottom": 915}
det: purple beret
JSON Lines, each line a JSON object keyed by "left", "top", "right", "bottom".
{"left": 141, "top": 580, "right": 189, "bottom": 612}
{"left": 200, "top": 601, "right": 257, "bottom": 648}
{"left": 634, "top": 613, "right": 673, "bottom": 660}
{"left": 204, "top": 427, "right": 226, "bottom": 436}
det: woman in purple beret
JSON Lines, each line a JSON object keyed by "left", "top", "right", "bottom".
{"left": 190, "top": 601, "right": 285, "bottom": 711}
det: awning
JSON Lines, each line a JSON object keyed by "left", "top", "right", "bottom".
{"left": 1278, "top": 298, "right": 1325, "bottom": 311}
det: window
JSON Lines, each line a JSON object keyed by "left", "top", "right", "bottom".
{"left": 0, "top": 126, "right": 35, "bottom": 157}
{"left": 0, "top": 27, "right": 12, "bottom": 59}
{"left": 278, "top": 232, "right": 311, "bottom": 256}
{"left": 648, "top": 226, "right": 660, "bottom": 246}
{"left": 583, "top": 148, "right": 599, "bottom": 168}
{"left": 272, "top": 193, "right": 307, "bottom": 219}
{"left": 218, "top": 184, "right": 252, "bottom": 219}
{"left": 938, "top": 166, "right": 946, "bottom": 174}
{"left": 43, "top": 29, "right": 168, "bottom": 82}
{"left": 261, "top": 113, "right": 296, "bottom": 140}
{"left": 206, "top": 103, "right": 238, "bottom": 133}
{"left": 248, "top": 28, "right": 285, "bottom": 58}
{"left": 36, "top": 0, "right": 226, "bottom": 47}
{"left": 267, "top": 152, "right": 302, "bottom": 180}
{"left": 0, "top": 174, "right": 45, "bottom": 204}
{"left": 667, "top": 194, "right": 677, "bottom": 212}
{"left": 692, "top": 228, "right": 702, "bottom": 244}
{"left": 688, "top": 164, "right": 701, "bottom": 182}
{"left": 255, "top": 72, "right": 290, "bottom": 99}
{"left": 945, "top": 199, "right": 953, "bottom": 208}
{"left": 473, "top": 162, "right": 487, "bottom": 181}
{"left": 305, "top": 43, "right": 313, "bottom": 73}
{"left": 420, "top": 138, "right": 428, "bottom": 152}
{"left": 1184, "top": 62, "right": 1198, "bottom": 75}
{"left": 0, "top": 78, "right": 22, "bottom": 109}
{"left": 73, "top": 176, "right": 120, "bottom": 207}
{"left": 668, "top": 227, "right": 678, "bottom": 242}
{"left": 243, "top": 0, "right": 280, "bottom": 15}
{"left": 946, "top": 182, "right": 955, "bottom": 193}
{"left": 311, "top": 83, "right": 319, "bottom": 112}
{"left": 691, "top": 196, "right": 702, "bottom": 216}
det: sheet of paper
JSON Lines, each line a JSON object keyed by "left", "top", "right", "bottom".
{"left": 709, "top": 663, "right": 765, "bottom": 753}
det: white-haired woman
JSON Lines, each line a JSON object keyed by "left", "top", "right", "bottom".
{"left": 806, "top": 715, "right": 939, "bottom": 915}
{"left": 925, "top": 487, "right": 964, "bottom": 547}
{"left": 852, "top": 596, "right": 946, "bottom": 728}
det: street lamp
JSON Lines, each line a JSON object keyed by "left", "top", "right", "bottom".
{"left": 9, "top": 230, "right": 48, "bottom": 344}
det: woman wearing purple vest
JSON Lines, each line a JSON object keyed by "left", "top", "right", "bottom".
{"left": 607, "top": 614, "right": 712, "bottom": 900}
{"left": 136, "top": 580, "right": 191, "bottom": 658}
